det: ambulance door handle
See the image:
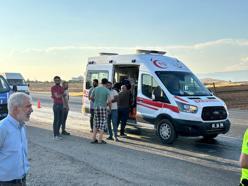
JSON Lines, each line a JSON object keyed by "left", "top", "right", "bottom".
{"left": 139, "top": 98, "right": 144, "bottom": 102}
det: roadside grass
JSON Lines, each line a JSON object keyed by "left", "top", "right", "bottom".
{"left": 70, "top": 92, "right": 83, "bottom": 97}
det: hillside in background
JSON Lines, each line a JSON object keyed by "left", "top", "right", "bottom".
{"left": 198, "top": 70, "right": 248, "bottom": 82}
{"left": 201, "top": 78, "right": 248, "bottom": 87}
{"left": 201, "top": 78, "right": 228, "bottom": 84}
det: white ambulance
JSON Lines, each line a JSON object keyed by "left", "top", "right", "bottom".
{"left": 82, "top": 50, "right": 230, "bottom": 144}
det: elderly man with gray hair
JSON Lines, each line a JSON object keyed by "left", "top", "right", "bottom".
{"left": 0, "top": 92, "right": 33, "bottom": 186}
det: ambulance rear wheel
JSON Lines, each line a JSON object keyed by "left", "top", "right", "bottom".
{"left": 157, "top": 119, "right": 176, "bottom": 144}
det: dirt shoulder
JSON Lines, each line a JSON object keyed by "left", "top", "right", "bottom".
{"left": 29, "top": 82, "right": 83, "bottom": 96}
{"left": 210, "top": 85, "right": 248, "bottom": 109}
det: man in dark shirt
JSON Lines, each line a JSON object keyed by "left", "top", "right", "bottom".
{"left": 51, "top": 76, "right": 64, "bottom": 140}
{"left": 117, "top": 85, "right": 131, "bottom": 136}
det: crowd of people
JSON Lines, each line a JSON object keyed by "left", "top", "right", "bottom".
{"left": 89, "top": 78, "right": 132, "bottom": 144}
{"left": 50, "top": 76, "right": 133, "bottom": 144}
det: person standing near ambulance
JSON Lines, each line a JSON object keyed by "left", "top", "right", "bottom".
{"left": 61, "top": 81, "right": 70, "bottom": 135}
{"left": 88, "top": 79, "right": 98, "bottom": 132}
{"left": 117, "top": 85, "right": 131, "bottom": 137}
{"left": 240, "top": 129, "right": 248, "bottom": 186}
{"left": 106, "top": 82, "right": 119, "bottom": 142}
{"left": 51, "top": 76, "right": 64, "bottom": 140}
{"left": 90, "top": 78, "right": 111, "bottom": 144}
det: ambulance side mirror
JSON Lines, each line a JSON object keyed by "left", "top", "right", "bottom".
{"left": 152, "top": 94, "right": 155, "bottom": 100}
{"left": 208, "top": 88, "right": 214, "bottom": 96}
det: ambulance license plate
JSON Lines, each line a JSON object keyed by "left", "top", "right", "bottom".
{"left": 211, "top": 123, "right": 224, "bottom": 129}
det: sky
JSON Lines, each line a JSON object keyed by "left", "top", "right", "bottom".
{"left": 0, "top": 0, "right": 248, "bottom": 81}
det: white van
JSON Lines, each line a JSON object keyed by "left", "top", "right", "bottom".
{"left": 0, "top": 72, "right": 29, "bottom": 94}
{"left": 82, "top": 50, "right": 230, "bottom": 144}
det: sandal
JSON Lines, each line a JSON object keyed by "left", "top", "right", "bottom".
{"left": 90, "top": 139, "right": 98, "bottom": 144}
{"left": 98, "top": 140, "right": 107, "bottom": 144}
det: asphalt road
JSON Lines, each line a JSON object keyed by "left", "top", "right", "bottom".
{"left": 31, "top": 92, "right": 82, "bottom": 112}
{"left": 28, "top": 91, "right": 248, "bottom": 185}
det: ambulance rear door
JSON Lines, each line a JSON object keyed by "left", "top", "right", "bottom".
{"left": 82, "top": 64, "right": 113, "bottom": 114}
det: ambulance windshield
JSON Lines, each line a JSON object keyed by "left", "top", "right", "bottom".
{"left": 156, "top": 71, "right": 211, "bottom": 96}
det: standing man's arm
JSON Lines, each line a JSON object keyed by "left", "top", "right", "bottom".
{"left": 240, "top": 130, "right": 248, "bottom": 168}
{"left": 51, "top": 87, "right": 63, "bottom": 99}
{"left": 54, "top": 92, "right": 63, "bottom": 99}
{"left": 107, "top": 90, "right": 112, "bottom": 110}
{"left": 51, "top": 87, "right": 54, "bottom": 100}
{"left": 0, "top": 127, "right": 7, "bottom": 149}
{"left": 90, "top": 89, "right": 95, "bottom": 101}
{"left": 240, "top": 153, "right": 248, "bottom": 168}
{"left": 112, "top": 90, "right": 118, "bottom": 103}
{"left": 63, "top": 91, "right": 69, "bottom": 110}
{"left": 107, "top": 95, "right": 112, "bottom": 110}
{"left": 88, "top": 88, "right": 93, "bottom": 101}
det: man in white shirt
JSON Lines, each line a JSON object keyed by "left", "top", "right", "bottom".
{"left": 106, "top": 82, "right": 119, "bottom": 142}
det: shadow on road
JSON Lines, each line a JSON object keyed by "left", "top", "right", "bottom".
{"left": 124, "top": 126, "right": 241, "bottom": 161}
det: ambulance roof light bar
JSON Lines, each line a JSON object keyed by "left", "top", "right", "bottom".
{"left": 136, "top": 49, "right": 166, "bottom": 55}
{"left": 99, "top": 52, "right": 118, "bottom": 56}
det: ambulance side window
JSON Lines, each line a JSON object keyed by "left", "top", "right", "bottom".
{"left": 141, "top": 74, "right": 170, "bottom": 103}
{"left": 86, "top": 71, "right": 108, "bottom": 89}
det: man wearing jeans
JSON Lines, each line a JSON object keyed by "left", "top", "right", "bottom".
{"left": 51, "top": 76, "right": 64, "bottom": 140}
{"left": 106, "top": 82, "right": 119, "bottom": 142}
{"left": 117, "top": 85, "right": 131, "bottom": 137}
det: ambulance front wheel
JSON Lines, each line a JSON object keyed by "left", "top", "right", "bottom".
{"left": 157, "top": 119, "right": 176, "bottom": 144}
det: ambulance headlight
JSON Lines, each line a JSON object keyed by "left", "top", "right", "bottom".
{"left": 176, "top": 101, "right": 198, "bottom": 113}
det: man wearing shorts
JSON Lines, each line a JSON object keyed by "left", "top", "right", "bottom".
{"left": 90, "top": 78, "right": 111, "bottom": 144}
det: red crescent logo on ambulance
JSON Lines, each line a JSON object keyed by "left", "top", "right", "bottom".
{"left": 153, "top": 60, "right": 167, "bottom": 69}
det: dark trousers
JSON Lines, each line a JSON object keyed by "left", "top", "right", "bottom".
{"left": 62, "top": 108, "right": 68, "bottom": 131}
{"left": 0, "top": 181, "right": 26, "bottom": 186}
{"left": 240, "top": 179, "right": 248, "bottom": 186}
{"left": 118, "top": 108, "right": 129, "bottom": 135}
{"left": 53, "top": 103, "right": 64, "bottom": 136}
{"left": 107, "top": 109, "right": 118, "bottom": 138}
{"left": 0, "top": 177, "right": 26, "bottom": 186}
{"left": 90, "top": 109, "right": 94, "bottom": 130}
